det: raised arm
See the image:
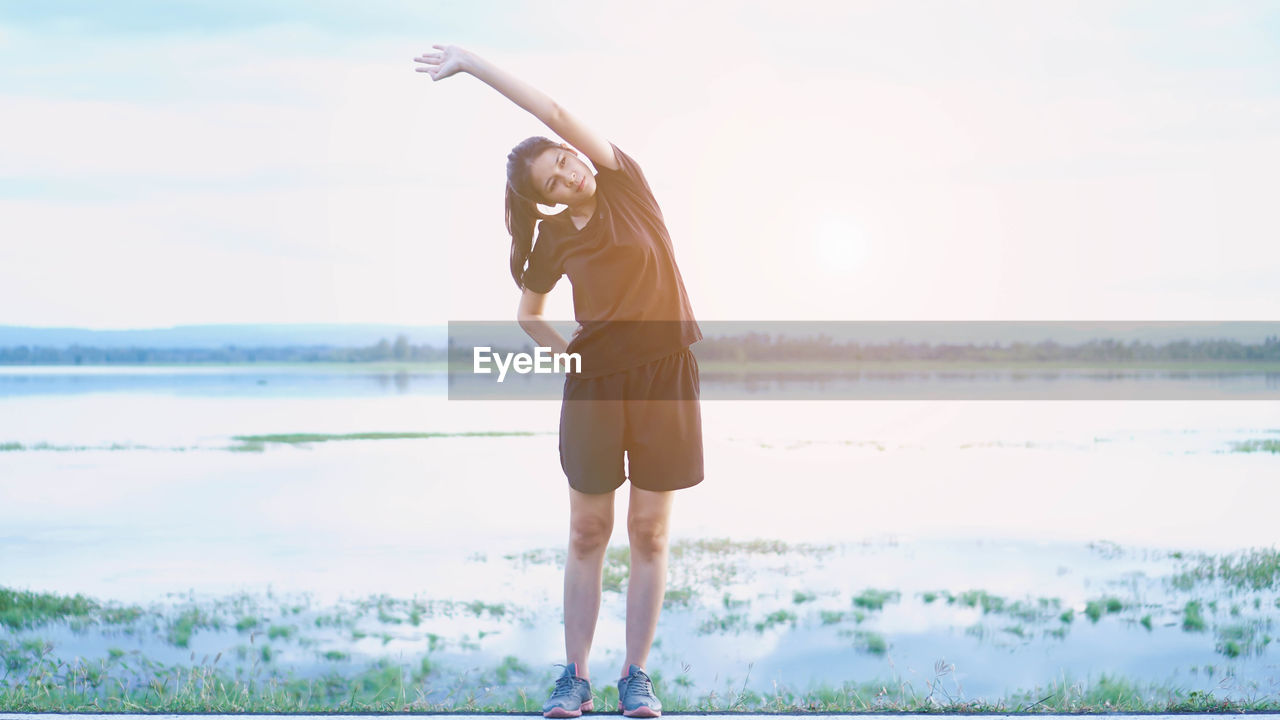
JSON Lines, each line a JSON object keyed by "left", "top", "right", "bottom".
{"left": 415, "top": 44, "right": 619, "bottom": 171}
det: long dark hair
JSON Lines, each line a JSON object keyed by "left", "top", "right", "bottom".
{"left": 506, "top": 136, "right": 561, "bottom": 289}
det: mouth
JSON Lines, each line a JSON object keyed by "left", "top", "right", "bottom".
{"left": 577, "top": 176, "right": 586, "bottom": 192}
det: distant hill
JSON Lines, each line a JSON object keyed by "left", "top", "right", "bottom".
{"left": 2, "top": 321, "right": 1276, "bottom": 350}
{"left": 0, "top": 324, "right": 448, "bottom": 349}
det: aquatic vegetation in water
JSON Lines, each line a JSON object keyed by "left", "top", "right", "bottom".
{"left": 166, "top": 607, "right": 223, "bottom": 648}
{"left": 663, "top": 587, "right": 694, "bottom": 608}
{"left": 6, "top": 536, "right": 1280, "bottom": 713}
{"left": 0, "top": 588, "right": 143, "bottom": 630}
{"left": 837, "top": 629, "right": 888, "bottom": 655}
{"left": 227, "top": 431, "right": 543, "bottom": 451}
{"left": 1084, "top": 596, "right": 1125, "bottom": 623}
{"left": 1214, "top": 621, "right": 1273, "bottom": 659}
{"left": 1168, "top": 547, "right": 1280, "bottom": 591}
{"left": 753, "top": 609, "right": 798, "bottom": 632}
{"left": 1182, "top": 600, "right": 1208, "bottom": 632}
{"left": 1228, "top": 439, "right": 1280, "bottom": 454}
{"left": 851, "top": 588, "right": 900, "bottom": 611}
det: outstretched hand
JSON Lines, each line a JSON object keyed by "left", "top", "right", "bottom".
{"left": 414, "top": 44, "right": 468, "bottom": 81}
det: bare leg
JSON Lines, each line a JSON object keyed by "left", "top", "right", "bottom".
{"left": 565, "top": 486, "right": 615, "bottom": 681}
{"left": 622, "top": 484, "right": 674, "bottom": 676}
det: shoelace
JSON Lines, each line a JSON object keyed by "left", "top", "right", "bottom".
{"left": 627, "top": 670, "right": 653, "bottom": 696}
{"left": 551, "top": 666, "right": 580, "bottom": 697}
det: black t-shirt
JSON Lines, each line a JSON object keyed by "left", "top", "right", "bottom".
{"left": 522, "top": 144, "right": 701, "bottom": 377}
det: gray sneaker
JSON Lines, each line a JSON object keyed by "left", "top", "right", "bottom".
{"left": 543, "top": 662, "right": 594, "bottom": 718}
{"left": 617, "top": 664, "right": 661, "bottom": 717}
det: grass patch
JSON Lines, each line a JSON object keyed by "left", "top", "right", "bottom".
{"left": 1182, "top": 600, "right": 1207, "bottom": 632}
{"left": 753, "top": 609, "right": 797, "bottom": 632}
{"left": 0, "top": 642, "right": 1278, "bottom": 713}
{"left": 0, "top": 588, "right": 98, "bottom": 629}
{"left": 602, "top": 547, "right": 630, "bottom": 593}
{"left": 698, "top": 612, "right": 748, "bottom": 635}
{"left": 166, "top": 607, "right": 222, "bottom": 648}
{"left": 1170, "top": 548, "right": 1280, "bottom": 591}
{"left": 228, "top": 431, "right": 541, "bottom": 450}
{"left": 668, "top": 537, "right": 835, "bottom": 559}
{"left": 842, "top": 629, "right": 888, "bottom": 655}
{"left": 951, "top": 589, "right": 1005, "bottom": 613}
{"left": 1085, "top": 596, "right": 1124, "bottom": 623}
{"left": 1229, "top": 439, "right": 1280, "bottom": 453}
{"left": 851, "top": 588, "right": 900, "bottom": 611}
{"left": 663, "top": 587, "right": 694, "bottom": 608}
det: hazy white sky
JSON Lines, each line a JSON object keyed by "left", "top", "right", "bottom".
{"left": 3, "top": 1, "right": 1278, "bottom": 329}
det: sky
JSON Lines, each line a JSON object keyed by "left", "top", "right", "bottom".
{"left": 2, "top": 0, "right": 1279, "bottom": 329}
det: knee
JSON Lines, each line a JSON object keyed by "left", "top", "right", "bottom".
{"left": 627, "top": 515, "right": 669, "bottom": 558}
{"left": 569, "top": 514, "right": 612, "bottom": 557}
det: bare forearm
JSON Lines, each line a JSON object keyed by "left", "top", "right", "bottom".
{"left": 518, "top": 316, "right": 570, "bottom": 356}
{"left": 462, "top": 50, "right": 565, "bottom": 130}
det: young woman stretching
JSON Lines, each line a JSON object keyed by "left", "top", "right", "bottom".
{"left": 415, "top": 45, "right": 704, "bottom": 718}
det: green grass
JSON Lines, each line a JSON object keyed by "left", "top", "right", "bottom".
{"left": 492, "top": 655, "right": 530, "bottom": 685}
{"left": 667, "top": 537, "right": 835, "bottom": 558}
{"left": 229, "top": 431, "right": 540, "bottom": 449}
{"left": 601, "top": 547, "right": 630, "bottom": 593}
{"left": 166, "top": 607, "right": 223, "bottom": 648}
{"left": 1229, "top": 439, "right": 1280, "bottom": 453}
{"left": 1085, "top": 596, "right": 1124, "bottom": 622}
{"left": 852, "top": 630, "right": 888, "bottom": 655}
{"left": 851, "top": 588, "right": 900, "bottom": 611}
{"left": 753, "top": 609, "right": 797, "bottom": 632}
{"left": 951, "top": 589, "right": 1004, "bottom": 613}
{"left": 2, "top": 630, "right": 1279, "bottom": 713}
{"left": 1170, "top": 547, "right": 1280, "bottom": 591}
{"left": 1182, "top": 600, "right": 1208, "bottom": 632}
{"left": 663, "top": 587, "right": 694, "bottom": 608}
{"left": 0, "top": 588, "right": 99, "bottom": 629}
{"left": 818, "top": 610, "right": 845, "bottom": 625}
{"left": 0, "top": 588, "right": 145, "bottom": 630}
{"left": 0, "top": 441, "right": 156, "bottom": 452}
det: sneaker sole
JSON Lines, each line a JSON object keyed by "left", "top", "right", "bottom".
{"left": 618, "top": 702, "right": 661, "bottom": 717}
{"left": 544, "top": 699, "right": 594, "bottom": 718}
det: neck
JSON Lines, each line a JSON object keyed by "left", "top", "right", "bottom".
{"left": 569, "top": 196, "right": 596, "bottom": 221}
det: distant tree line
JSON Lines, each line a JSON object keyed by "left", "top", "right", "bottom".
{"left": 0, "top": 334, "right": 445, "bottom": 365}
{"left": 692, "top": 334, "right": 1280, "bottom": 363}
{"left": 3, "top": 334, "right": 1279, "bottom": 365}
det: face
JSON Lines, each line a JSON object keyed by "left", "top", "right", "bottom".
{"left": 528, "top": 146, "right": 596, "bottom": 207}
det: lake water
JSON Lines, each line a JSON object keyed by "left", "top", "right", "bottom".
{"left": 1, "top": 365, "right": 1278, "bottom": 704}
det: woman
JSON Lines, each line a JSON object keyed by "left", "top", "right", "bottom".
{"left": 415, "top": 44, "right": 704, "bottom": 718}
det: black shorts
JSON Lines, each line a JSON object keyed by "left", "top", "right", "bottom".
{"left": 559, "top": 347, "right": 704, "bottom": 494}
